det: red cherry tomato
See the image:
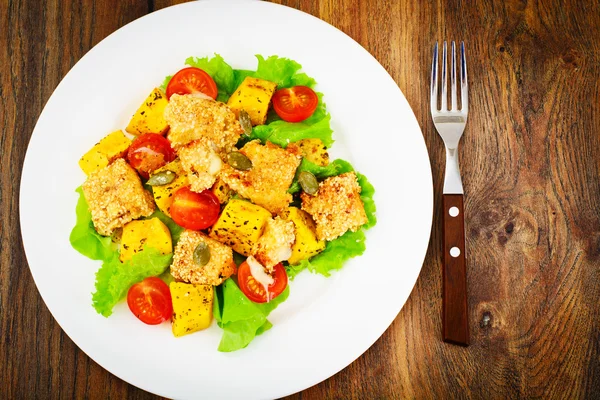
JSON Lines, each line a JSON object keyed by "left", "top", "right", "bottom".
{"left": 166, "top": 67, "right": 218, "bottom": 100}
{"left": 272, "top": 86, "right": 319, "bottom": 123}
{"left": 127, "top": 133, "right": 176, "bottom": 179}
{"left": 127, "top": 277, "right": 173, "bottom": 325}
{"left": 237, "top": 261, "right": 288, "bottom": 303}
{"left": 169, "top": 186, "right": 220, "bottom": 230}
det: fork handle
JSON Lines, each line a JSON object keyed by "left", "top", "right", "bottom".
{"left": 442, "top": 194, "right": 469, "bottom": 346}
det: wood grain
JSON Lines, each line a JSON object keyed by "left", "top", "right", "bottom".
{"left": 2, "top": 0, "right": 599, "bottom": 398}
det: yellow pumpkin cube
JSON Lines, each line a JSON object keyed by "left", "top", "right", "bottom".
{"left": 126, "top": 88, "right": 170, "bottom": 135}
{"left": 151, "top": 159, "right": 189, "bottom": 217}
{"left": 281, "top": 207, "right": 326, "bottom": 265}
{"left": 170, "top": 282, "right": 213, "bottom": 337}
{"left": 296, "top": 138, "right": 329, "bottom": 167}
{"left": 211, "top": 177, "right": 233, "bottom": 204}
{"left": 227, "top": 77, "right": 277, "bottom": 126}
{"left": 78, "top": 130, "right": 131, "bottom": 175}
{"left": 120, "top": 218, "right": 172, "bottom": 262}
{"left": 209, "top": 199, "right": 272, "bottom": 256}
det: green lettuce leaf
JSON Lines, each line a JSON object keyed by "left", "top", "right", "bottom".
{"left": 250, "top": 114, "right": 333, "bottom": 148}
{"left": 92, "top": 247, "right": 172, "bottom": 317}
{"left": 357, "top": 172, "right": 377, "bottom": 229}
{"left": 294, "top": 230, "right": 366, "bottom": 277}
{"left": 283, "top": 263, "right": 306, "bottom": 281}
{"left": 69, "top": 187, "right": 115, "bottom": 261}
{"left": 159, "top": 75, "right": 172, "bottom": 92}
{"left": 233, "top": 56, "right": 316, "bottom": 91}
{"left": 158, "top": 269, "right": 175, "bottom": 286}
{"left": 232, "top": 69, "right": 254, "bottom": 89}
{"left": 213, "top": 279, "right": 289, "bottom": 352}
{"left": 252, "top": 55, "right": 316, "bottom": 88}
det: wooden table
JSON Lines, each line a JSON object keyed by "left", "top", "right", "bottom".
{"left": 2, "top": 0, "right": 599, "bottom": 398}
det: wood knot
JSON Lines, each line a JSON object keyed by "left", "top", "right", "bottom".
{"left": 475, "top": 302, "right": 504, "bottom": 336}
{"left": 561, "top": 49, "right": 581, "bottom": 69}
{"left": 482, "top": 210, "right": 501, "bottom": 225}
{"left": 480, "top": 311, "right": 493, "bottom": 329}
{"left": 468, "top": 203, "right": 516, "bottom": 243}
{"left": 469, "top": 227, "right": 479, "bottom": 239}
{"left": 497, "top": 222, "right": 515, "bottom": 245}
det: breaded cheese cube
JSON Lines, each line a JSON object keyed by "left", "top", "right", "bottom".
{"left": 170, "top": 230, "right": 236, "bottom": 286}
{"left": 301, "top": 172, "right": 368, "bottom": 241}
{"left": 164, "top": 94, "right": 243, "bottom": 152}
{"left": 220, "top": 140, "right": 302, "bottom": 214}
{"left": 253, "top": 217, "right": 295, "bottom": 271}
{"left": 82, "top": 159, "right": 155, "bottom": 236}
{"left": 177, "top": 138, "right": 223, "bottom": 193}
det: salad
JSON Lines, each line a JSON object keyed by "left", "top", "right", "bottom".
{"left": 70, "top": 55, "right": 376, "bottom": 352}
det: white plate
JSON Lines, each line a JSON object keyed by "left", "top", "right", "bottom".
{"left": 20, "top": 1, "right": 432, "bottom": 398}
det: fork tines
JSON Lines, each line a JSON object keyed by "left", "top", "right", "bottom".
{"left": 430, "top": 41, "right": 468, "bottom": 113}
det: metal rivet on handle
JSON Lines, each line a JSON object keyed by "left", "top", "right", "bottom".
{"left": 450, "top": 247, "right": 461, "bottom": 257}
{"left": 449, "top": 206, "right": 459, "bottom": 217}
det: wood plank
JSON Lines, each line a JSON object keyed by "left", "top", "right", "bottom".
{"left": 1, "top": 0, "right": 599, "bottom": 398}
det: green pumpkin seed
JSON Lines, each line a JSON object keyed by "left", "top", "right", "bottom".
{"left": 193, "top": 242, "right": 211, "bottom": 267}
{"left": 227, "top": 151, "right": 252, "bottom": 171}
{"left": 147, "top": 170, "right": 176, "bottom": 186}
{"left": 111, "top": 228, "right": 122, "bottom": 244}
{"left": 298, "top": 171, "right": 319, "bottom": 195}
{"left": 239, "top": 110, "right": 252, "bottom": 135}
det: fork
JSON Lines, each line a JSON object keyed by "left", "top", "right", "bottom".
{"left": 430, "top": 41, "right": 469, "bottom": 346}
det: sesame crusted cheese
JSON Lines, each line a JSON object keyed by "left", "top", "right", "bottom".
{"left": 301, "top": 172, "right": 368, "bottom": 241}
{"left": 164, "top": 94, "right": 243, "bottom": 153}
{"left": 171, "top": 230, "right": 236, "bottom": 286}
{"left": 177, "top": 138, "right": 222, "bottom": 193}
{"left": 253, "top": 217, "right": 295, "bottom": 271}
{"left": 220, "top": 140, "right": 302, "bottom": 214}
{"left": 82, "top": 158, "right": 155, "bottom": 236}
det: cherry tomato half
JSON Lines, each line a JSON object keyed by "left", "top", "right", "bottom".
{"left": 237, "top": 261, "right": 288, "bottom": 303}
{"left": 272, "top": 86, "right": 319, "bottom": 123}
{"left": 166, "top": 67, "right": 218, "bottom": 100}
{"left": 170, "top": 186, "right": 220, "bottom": 230}
{"left": 127, "top": 277, "right": 173, "bottom": 325}
{"left": 127, "top": 133, "right": 176, "bottom": 179}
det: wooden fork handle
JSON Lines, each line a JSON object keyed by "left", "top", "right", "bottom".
{"left": 442, "top": 194, "right": 469, "bottom": 346}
